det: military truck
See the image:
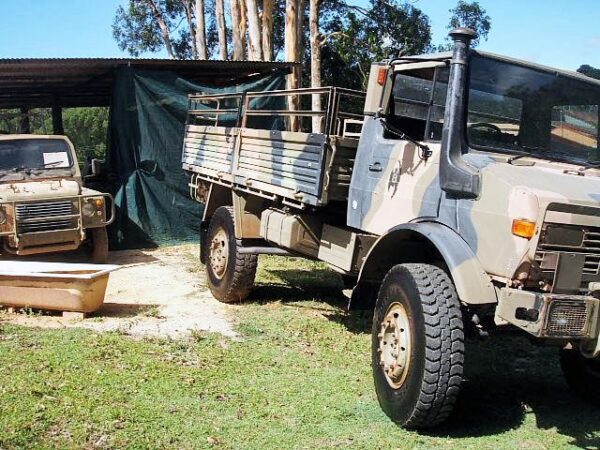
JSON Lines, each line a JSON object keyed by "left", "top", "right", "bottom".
{"left": 0, "top": 134, "right": 114, "bottom": 263}
{"left": 182, "top": 28, "right": 600, "bottom": 428}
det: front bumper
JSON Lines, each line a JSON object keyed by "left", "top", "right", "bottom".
{"left": 0, "top": 194, "right": 114, "bottom": 255}
{"left": 496, "top": 288, "right": 600, "bottom": 340}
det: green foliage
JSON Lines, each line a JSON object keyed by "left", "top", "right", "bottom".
{"left": 113, "top": 0, "right": 219, "bottom": 59}
{"left": 0, "top": 107, "right": 108, "bottom": 161}
{"left": 320, "top": 0, "right": 433, "bottom": 90}
{"left": 62, "top": 108, "right": 109, "bottom": 161}
{"left": 0, "top": 109, "right": 52, "bottom": 135}
{"left": 578, "top": 64, "right": 600, "bottom": 81}
{"left": 443, "top": 0, "right": 491, "bottom": 49}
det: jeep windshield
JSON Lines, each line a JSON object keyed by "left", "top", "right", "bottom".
{"left": 0, "top": 138, "right": 74, "bottom": 180}
{"left": 466, "top": 53, "right": 600, "bottom": 166}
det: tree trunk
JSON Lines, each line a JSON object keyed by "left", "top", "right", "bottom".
{"left": 215, "top": 0, "right": 228, "bottom": 59}
{"left": 285, "top": 0, "right": 300, "bottom": 130}
{"left": 245, "top": 0, "right": 263, "bottom": 60}
{"left": 230, "top": 0, "right": 245, "bottom": 59}
{"left": 181, "top": 0, "right": 198, "bottom": 58}
{"left": 309, "top": 0, "right": 322, "bottom": 132}
{"left": 261, "top": 0, "right": 274, "bottom": 61}
{"left": 239, "top": 0, "right": 248, "bottom": 57}
{"left": 195, "top": 0, "right": 208, "bottom": 59}
{"left": 146, "top": 0, "right": 176, "bottom": 58}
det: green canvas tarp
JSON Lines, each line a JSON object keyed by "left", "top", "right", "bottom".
{"left": 107, "top": 66, "right": 286, "bottom": 249}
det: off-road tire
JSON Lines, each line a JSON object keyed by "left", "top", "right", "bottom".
{"left": 560, "top": 348, "right": 600, "bottom": 402}
{"left": 205, "top": 206, "right": 257, "bottom": 303}
{"left": 90, "top": 227, "right": 109, "bottom": 264}
{"left": 372, "top": 263, "right": 464, "bottom": 429}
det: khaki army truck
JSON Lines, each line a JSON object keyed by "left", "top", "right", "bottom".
{"left": 0, "top": 134, "right": 114, "bottom": 263}
{"left": 183, "top": 28, "right": 600, "bottom": 428}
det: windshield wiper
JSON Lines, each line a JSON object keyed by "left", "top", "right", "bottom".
{"left": 40, "top": 160, "right": 66, "bottom": 168}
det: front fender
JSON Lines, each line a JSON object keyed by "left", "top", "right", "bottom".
{"left": 358, "top": 222, "right": 497, "bottom": 305}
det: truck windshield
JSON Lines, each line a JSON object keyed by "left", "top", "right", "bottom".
{"left": 467, "top": 54, "right": 600, "bottom": 165}
{"left": 0, "top": 138, "right": 73, "bottom": 173}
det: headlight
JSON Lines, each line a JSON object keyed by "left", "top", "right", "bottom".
{"left": 82, "top": 197, "right": 104, "bottom": 218}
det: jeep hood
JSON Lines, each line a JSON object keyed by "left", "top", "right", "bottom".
{"left": 0, "top": 179, "right": 81, "bottom": 202}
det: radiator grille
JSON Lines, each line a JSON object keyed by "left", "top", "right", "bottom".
{"left": 545, "top": 300, "right": 589, "bottom": 337}
{"left": 15, "top": 200, "right": 76, "bottom": 233}
{"left": 535, "top": 224, "right": 600, "bottom": 280}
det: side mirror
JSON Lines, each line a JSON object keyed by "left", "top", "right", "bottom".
{"left": 90, "top": 158, "right": 105, "bottom": 177}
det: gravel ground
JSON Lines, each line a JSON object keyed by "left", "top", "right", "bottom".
{"left": 0, "top": 244, "right": 237, "bottom": 339}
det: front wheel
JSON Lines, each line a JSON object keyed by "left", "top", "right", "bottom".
{"left": 372, "top": 263, "right": 464, "bottom": 429}
{"left": 204, "top": 206, "right": 257, "bottom": 303}
{"left": 560, "top": 347, "right": 600, "bottom": 402}
{"left": 90, "top": 227, "right": 109, "bottom": 264}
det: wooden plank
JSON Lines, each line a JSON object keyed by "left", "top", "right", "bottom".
{"left": 236, "top": 168, "right": 317, "bottom": 195}
{"left": 240, "top": 136, "right": 324, "bottom": 154}
{"left": 237, "top": 156, "right": 320, "bottom": 180}
{"left": 239, "top": 149, "right": 321, "bottom": 169}
{"left": 184, "top": 143, "right": 234, "bottom": 160}
{"left": 240, "top": 127, "right": 327, "bottom": 146}
{"left": 187, "top": 124, "right": 238, "bottom": 135}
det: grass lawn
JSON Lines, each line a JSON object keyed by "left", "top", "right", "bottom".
{"left": 1, "top": 255, "right": 600, "bottom": 449}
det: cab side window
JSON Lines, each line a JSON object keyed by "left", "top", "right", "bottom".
{"left": 386, "top": 66, "right": 449, "bottom": 142}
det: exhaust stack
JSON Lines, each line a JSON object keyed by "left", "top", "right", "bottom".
{"left": 439, "top": 27, "right": 480, "bottom": 199}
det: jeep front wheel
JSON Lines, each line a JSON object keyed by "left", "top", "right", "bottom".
{"left": 205, "top": 206, "right": 257, "bottom": 303}
{"left": 372, "top": 263, "right": 464, "bottom": 429}
{"left": 90, "top": 227, "right": 109, "bottom": 264}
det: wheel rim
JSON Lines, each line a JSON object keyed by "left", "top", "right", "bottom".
{"left": 209, "top": 227, "right": 229, "bottom": 280}
{"left": 378, "top": 302, "right": 412, "bottom": 389}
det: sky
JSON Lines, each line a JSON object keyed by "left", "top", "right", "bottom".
{"left": 0, "top": 0, "right": 599, "bottom": 71}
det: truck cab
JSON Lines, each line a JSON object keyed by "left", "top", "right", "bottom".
{"left": 0, "top": 134, "right": 114, "bottom": 262}
{"left": 183, "top": 28, "right": 600, "bottom": 429}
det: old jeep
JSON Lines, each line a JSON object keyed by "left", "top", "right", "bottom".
{"left": 0, "top": 134, "right": 114, "bottom": 262}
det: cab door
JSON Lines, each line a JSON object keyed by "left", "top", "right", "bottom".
{"left": 347, "top": 62, "right": 449, "bottom": 234}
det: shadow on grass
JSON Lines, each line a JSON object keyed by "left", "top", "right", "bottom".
{"left": 427, "top": 337, "right": 600, "bottom": 448}
{"left": 252, "top": 263, "right": 600, "bottom": 446}
{"left": 250, "top": 268, "right": 347, "bottom": 305}
{"left": 250, "top": 267, "right": 373, "bottom": 333}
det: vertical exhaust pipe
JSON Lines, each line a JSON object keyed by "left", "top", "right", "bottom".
{"left": 439, "top": 27, "right": 480, "bottom": 199}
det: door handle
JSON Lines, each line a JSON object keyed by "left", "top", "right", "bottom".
{"left": 369, "top": 162, "right": 383, "bottom": 172}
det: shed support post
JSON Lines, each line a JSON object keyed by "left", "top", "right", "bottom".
{"left": 19, "top": 107, "right": 30, "bottom": 133}
{"left": 52, "top": 101, "right": 63, "bottom": 135}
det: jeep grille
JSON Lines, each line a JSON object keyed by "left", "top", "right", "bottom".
{"left": 15, "top": 200, "right": 77, "bottom": 233}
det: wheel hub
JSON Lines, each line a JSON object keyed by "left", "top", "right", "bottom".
{"left": 378, "top": 302, "right": 412, "bottom": 389}
{"left": 209, "top": 228, "right": 229, "bottom": 279}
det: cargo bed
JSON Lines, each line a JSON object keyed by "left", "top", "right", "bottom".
{"left": 182, "top": 87, "right": 365, "bottom": 207}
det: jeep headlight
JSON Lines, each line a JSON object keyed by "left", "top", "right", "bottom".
{"left": 82, "top": 197, "right": 104, "bottom": 217}
{"left": 82, "top": 196, "right": 106, "bottom": 227}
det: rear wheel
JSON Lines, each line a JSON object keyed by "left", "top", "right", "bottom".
{"left": 90, "top": 227, "right": 109, "bottom": 264}
{"left": 560, "top": 347, "right": 600, "bottom": 402}
{"left": 205, "top": 206, "right": 257, "bottom": 303}
{"left": 372, "top": 263, "right": 464, "bottom": 429}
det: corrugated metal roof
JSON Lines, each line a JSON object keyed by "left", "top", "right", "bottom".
{"left": 0, "top": 58, "right": 296, "bottom": 108}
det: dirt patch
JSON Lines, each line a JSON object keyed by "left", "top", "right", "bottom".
{"left": 0, "top": 244, "right": 237, "bottom": 339}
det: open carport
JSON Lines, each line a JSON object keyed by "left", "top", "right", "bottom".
{"left": 0, "top": 58, "right": 293, "bottom": 248}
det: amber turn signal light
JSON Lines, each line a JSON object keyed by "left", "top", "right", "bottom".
{"left": 94, "top": 198, "right": 104, "bottom": 208}
{"left": 512, "top": 219, "right": 536, "bottom": 239}
{"left": 377, "top": 68, "right": 387, "bottom": 86}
